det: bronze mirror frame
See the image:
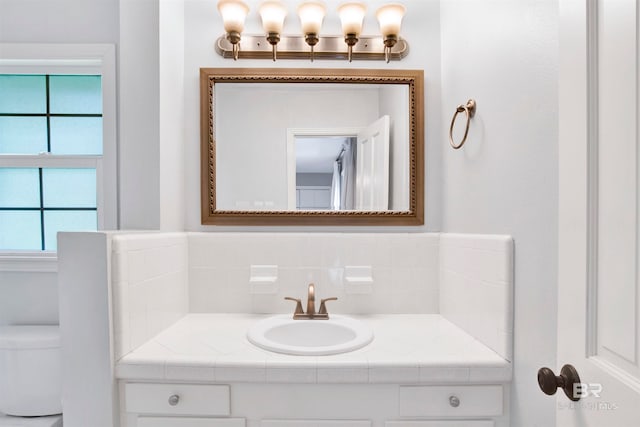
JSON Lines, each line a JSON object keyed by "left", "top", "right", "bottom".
{"left": 200, "top": 67, "right": 424, "bottom": 226}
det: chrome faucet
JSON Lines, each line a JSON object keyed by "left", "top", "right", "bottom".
{"left": 285, "top": 283, "right": 337, "bottom": 320}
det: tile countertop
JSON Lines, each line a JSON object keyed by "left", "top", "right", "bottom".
{"left": 116, "top": 314, "right": 511, "bottom": 384}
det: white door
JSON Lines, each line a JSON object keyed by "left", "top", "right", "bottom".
{"left": 355, "top": 115, "right": 390, "bottom": 210}
{"left": 557, "top": 0, "right": 640, "bottom": 425}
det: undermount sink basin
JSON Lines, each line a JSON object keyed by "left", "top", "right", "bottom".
{"left": 247, "top": 314, "right": 374, "bottom": 356}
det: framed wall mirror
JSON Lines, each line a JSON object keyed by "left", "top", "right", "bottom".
{"left": 200, "top": 68, "right": 424, "bottom": 225}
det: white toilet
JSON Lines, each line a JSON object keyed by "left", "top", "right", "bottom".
{"left": 0, "top": 325, "right": 62, "bottom": 417}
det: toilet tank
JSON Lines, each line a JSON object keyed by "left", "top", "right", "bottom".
{"left": 0, "top": 325, "right": 62, "bottom": 416}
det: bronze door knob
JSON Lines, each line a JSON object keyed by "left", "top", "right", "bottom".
{"left": 537, "top": 364, "right": 581, "bottom": 401}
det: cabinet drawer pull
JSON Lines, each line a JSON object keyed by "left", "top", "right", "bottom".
{"left": 168, "top": 394, "right": 180, "bottom": 406}
{"left": 449, "top": 395, "right": 460, "bottom": 407}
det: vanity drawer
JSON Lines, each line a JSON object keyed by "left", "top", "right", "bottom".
{"left": 125, "top": 383, "right": 230, "bottom": 416}
{"left": 262, "top": 421, "right": 371, "bottom": 427}
{"left": 138, "top": 418, "right": 245, "bottom": 427}
{"left": 386, "top": 422, "right": 494, "bottom": 427}
{"left": 386, "top": 422, "right": 493, "bottom": 427}
{"left": 398, "top": 385, "right": 502, "bottom": 417}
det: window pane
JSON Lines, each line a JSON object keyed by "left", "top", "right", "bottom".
{"left": 0, "top": 211, "right": 42, "bottom": 250}
{"left": 42, "top": 168, "right": 96, "bottom": 207}
{"left": 43, "top": 210, "right": 97, "bottom": 250}
{"left": 49, "top": 75, "right": 102, "bottom": 114}
{"left": 0, "top": 116, "right": 48, "bottom": 154}
{"left": 0, "top": 168, "right": 40, "bottom": 207}
{"left": 0, "top": 75, "right": 46, "bottom": 114}
{"left": 49, "top": 117, "right": 102, "bottom": 155}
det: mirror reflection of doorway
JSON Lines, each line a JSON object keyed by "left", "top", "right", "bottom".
{"left": 295, "top": 136, "right": 356, "bottom": 210}
{"left": 287, "top": 116, "right": 391, "bottom": 211}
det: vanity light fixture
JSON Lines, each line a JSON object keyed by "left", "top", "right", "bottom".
{"left": 297, "top": 1, "right": 326, "bottom": 62}
{"left": 337, "top": 2, "right": 366, "bottom": 63}
{"left": 214, "top": 1, "right": 409, "bottom": 62}
{"left": 259, "top": 0, "right": 288, "bottom": 61}
{"left": 376, "top": 3, "right": 406, "bottom": 63}
{"left": 217, "top": 0, "right": 250, "bottom": 61}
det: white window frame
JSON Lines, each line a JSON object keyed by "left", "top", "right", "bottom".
{"left": 0, "top": 44, "right": 117, "bottom": 271}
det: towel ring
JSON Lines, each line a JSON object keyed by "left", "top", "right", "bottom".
{"left": 449, "top": 99, "right": 476, "bottom": 149}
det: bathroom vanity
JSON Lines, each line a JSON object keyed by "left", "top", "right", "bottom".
{"left": 58, "top": 231, "right": 513, "bottom": 427}
{"left": 117, "top": 314, "right": 510, "bottom": 427}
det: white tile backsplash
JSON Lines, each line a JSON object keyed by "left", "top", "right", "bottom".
{"left": 111, "top": 233, "right": 189, "bottom": 360}
{"left": 187, "top": 233, "right": 440, "bottom": 315}
{"left": 109, "top": 231, "right": 513, "bottom": 363}
{"left": 439, "top": 234, "right": 514, "bottom": 362}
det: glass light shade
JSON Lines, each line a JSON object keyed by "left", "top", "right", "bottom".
{"left": 338, "top": 2, "right": 366, "bottom": 36}
{"left": 298, "top": 2, "right": 326, "bottom": 35}
{"left": 217, "top": 0, "right": 249, "bottom": 34}
{"left": 259, "top": 1, "right": 287, "bottom": 34}
{"left": 376, "top": 3, "right": 406, "bottom": 37}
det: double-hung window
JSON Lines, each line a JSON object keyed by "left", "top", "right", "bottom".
{"left": 0, "top": 45, "right": 117, "bottom": 256}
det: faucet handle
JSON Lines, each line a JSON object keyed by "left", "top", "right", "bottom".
{"left": 284, "top": 297, "right": 304, "bottom": 316}
{"left": 318, "top": 297, "right": 338, "bottom": 315}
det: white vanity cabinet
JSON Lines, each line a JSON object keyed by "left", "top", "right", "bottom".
{"left": 117, "top": 315, "right": 511, "bottom": 427}
{"left": 120, "top": 382, "right": 508, "bottom": 427}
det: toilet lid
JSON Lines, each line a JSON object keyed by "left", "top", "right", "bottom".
{"left": 0, "top": 325, "right": 61, "bottom": 349}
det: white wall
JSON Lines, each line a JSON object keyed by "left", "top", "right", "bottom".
{"left": 183, "top": 0, "right": 442, "bottom": 230}
{"left": 0, "top": 271, "right": 58, "bottom": 325}
{"left": 119, "top": 0, "right": 160, "bottom": 229}
{"left": 159, "top": 0, "right": 186, "bottom": 231}
{"left": 439, "top": 1, "right": 558, "bottom": 426}
{"left": 0, "top": 0, "right": 119, "bottom": 43}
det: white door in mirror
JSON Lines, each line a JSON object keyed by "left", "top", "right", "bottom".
{"left": 247, "top": 315, "right": 374, "bottom": 356}
{"left": 356, "top": 115, "right": 390, "bottom": 210}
